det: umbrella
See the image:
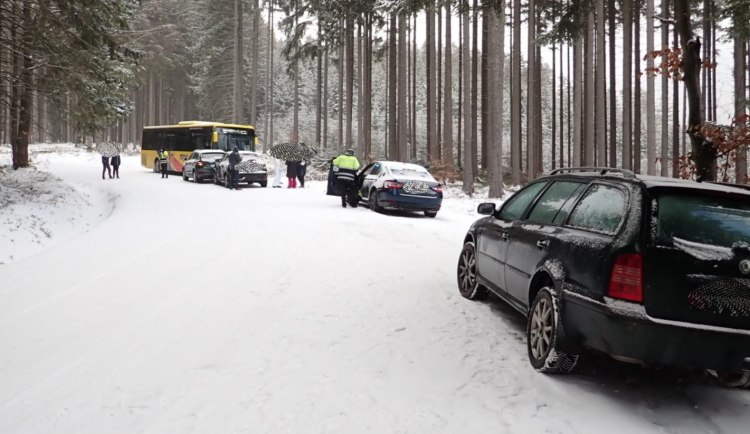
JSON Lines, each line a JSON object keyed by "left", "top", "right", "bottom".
{"left": 96, "top": 141, "right": 121, "bottom": 158}
{"left": 269, "top": 142, "right": 318, "bottom": 161}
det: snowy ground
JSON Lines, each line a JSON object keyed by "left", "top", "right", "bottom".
{"left": 1, "top": 146, "right": 749, "bottom": 434}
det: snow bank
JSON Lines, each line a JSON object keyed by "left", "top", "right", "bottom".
{"left": 0, "top": 146, "right": 114, "bottom": 265}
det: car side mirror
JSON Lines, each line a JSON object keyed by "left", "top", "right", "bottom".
{"left": 477, "top": 203, "right": 496, "bottom": 215}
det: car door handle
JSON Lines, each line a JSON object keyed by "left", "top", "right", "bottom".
{"left": 536, "top": 240, "right": 550, "bottom": 249}
{"left": 501, "top": 232, "right": 509, "bottom": 241}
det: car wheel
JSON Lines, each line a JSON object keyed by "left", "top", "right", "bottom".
{"left": 716, "top": 371, "right": 750, "bottom": 388}
{"left": 213, "top": 172, "right": 220, "bottom": 185}
{"left": 457, "top": 242, "right": 488, "bottom": 300}
{"left": 370, "top": 189, "right": 382, "bottom": 213}
{"left": 193, "top": 170, "right": 201, "bottom": 184}
{"left": 259, "top": 181, "right": 267, "bottom": 188}
{"left": 182, "top": 171, "right": 188, "bottom": 181}
{"left": 527, "top": 288, "right": 579, "bottom": 374}
{"left": 424, "top": 211, "right": 438, "bottom": 218}
{"left": 225, "top": 174, "right": 230, "bottom": 188}
{"left": 154, "top": 160, "right": 160, "bottom": 173}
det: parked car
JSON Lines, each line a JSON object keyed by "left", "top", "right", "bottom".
{"left": 214, "top": 151, "right": 268, "bottom": 188}
{"left": 182, "top": 150, "right": 226, "bottom": 183}
{"left": 457, "top": 167, "right": 750, "bottom": 387}
{"left": 357, "top": 161, "right": 443, "bottom": 217}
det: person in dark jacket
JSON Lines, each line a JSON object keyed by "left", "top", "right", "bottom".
{"left": 158, "top": 148, "right": 169, "bottom": 178}
{"left": 286, "top": 160, "right": 300, "bottom": 188}
{"left": 296, "top": 160, "right": 307, "bottom": 188}
{"left": 110, "top": 154, "right": 121, "bottom": 179}
{"left": 227, "top": 146, "right": 243, "bottom": 190}
{"left": 101, "top": 155, "right": 112, "bottom": 179}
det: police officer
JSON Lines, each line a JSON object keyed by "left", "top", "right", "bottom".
{"left": 158, "top": 148, "right": 169, "bottom": 178}
{"left": 332, "top": 149, "right": 360, "bottom": 208}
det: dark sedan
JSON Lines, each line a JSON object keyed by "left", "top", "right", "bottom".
{"left": 357, "top": 161, "right": 443, "bottom": 218}
{"left": 182, "top": 150, "right": 226, "bottom": 183}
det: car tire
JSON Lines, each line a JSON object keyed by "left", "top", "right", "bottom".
{"left": 154, "top": 160, "right": 160, "bottom": 173}
{"left": 193, "top": 170, "right": 201, "bottom": 184}
{"left": 213, "top": 172, "right": 220, "bottom": 185}
{"left": 715, "top": 371, "right": 750, "bottom": 388}
{"left": 527, "top": 287, "right": 579, "bottom": 374}
{"left": 424, "top": 211, "right": 438, "bottom": 218}
{"left": 370, "top": 189, "right": 382, "bottom": 213}
{"left": 182, "top": 171, "right": 188, "bottom": 181}
{"left": 259, "top": 181, "right": 268, "bottom": 188}
{"left": 457, "top": 242, "right": 488, "bottom": 301}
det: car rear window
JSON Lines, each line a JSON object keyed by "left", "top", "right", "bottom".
{"left": 200, "top": 153, "right": 224, "bottom": 162}
{"left": 656, "top": 192, "right": 750, "bottom": 248}
{"left": 567, "top": 184, "right": 626, "bottom": 234}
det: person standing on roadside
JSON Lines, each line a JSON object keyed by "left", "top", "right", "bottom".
{"left": 273, "top": 158, "right": 284, "bottom": 188}
{"left": 227, "top": 146, "right": 243, "bottom": 190}
{"left": 332, "top": 149, "right": 360, "bottom": 208}
{"left": 158, "top": 148, "right": 169, "bottom": 178}
{"left": 111, "top": 154, "right": 121, "bottom": 179}
{"left": 297, "top": 160, "right": 307, "bottom": 188}
{"left": 101, "top": 155, "right": 112, "bottom": 180}
{"left": 286, "top": 160, "right": 300, "bottom": 189}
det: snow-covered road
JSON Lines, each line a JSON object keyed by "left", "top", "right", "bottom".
{"left": 1, "top": 151, "right": 749, "bottom": 433}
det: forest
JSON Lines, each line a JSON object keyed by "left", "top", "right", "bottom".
{"left": 1, "top": 0, "right": 749, "bottom": 194}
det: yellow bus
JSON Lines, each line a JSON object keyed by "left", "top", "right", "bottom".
{"left": 141, "top": 121, "right": 257, "bottom": 173}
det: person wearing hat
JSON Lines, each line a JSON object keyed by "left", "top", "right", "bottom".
{"left": 332, "top": 149, "right": 360, "bottom": 208}
{"left": 157, "top": 148, "right": 169, "bottom": 178}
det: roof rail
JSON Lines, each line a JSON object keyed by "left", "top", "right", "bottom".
{"left": 549, "top": 167, "right": 636, "bottom": 179}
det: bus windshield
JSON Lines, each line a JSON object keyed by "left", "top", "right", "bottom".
{"left": 216, "top": 128, "right": 254, "bottom": 151}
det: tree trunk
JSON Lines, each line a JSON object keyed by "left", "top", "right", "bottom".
{"left": 250, "top": 0, "right": 259, "bottom": 127}
{"left": 661, "top": 1, "right": 669, "bottom": 176}
{"left": 675, "top": 0, "right": 712, "bottom": 180}
{"left": 345, "top": 11, "right": 354, "bottom": 150}
{"left": 427, "top": 4, "right": 437, "bottom": 161}
{"left": 324, "top": 44, "right": 329, "bottom": 149}
{"left": 338, "top": 15, "right": 344, "bottom": 149}
{"left": 412, "top": 14, "right": 418, "bottom": 160}
{"left": 463, "top": 4, "right": 474, "bottom": 194}
{"left": 734, "top": 35, "right": 747, "bottom": 183}
{"left": 458, "top": 13, "right": 463, "bottom": 169}
{"left": 646, "top": 0, "right": 656, "bottom": 175}
{"left": 444, "top": 0, "right": 454, "bottom": 168}
{"left": 315, "top": 27, "right": 322, "bottom": 145}
{"left": 560, "top": 36, "right": 566, "bottom": 168}
{"left": 526, "top": 0, "right": 537, "bottom": 176}
{"left": 14, "top": 0, "right": 33, "bottom": 168}
{"left": 398, "top": 16, "right": 408, "bottom": 163}
{"left": 389, "top": 13, "right": 398, "bottom": 159}
{"left": 622, "top": 0, "right": 633, "bottom": 170}
{"left": 672, "top": 21, "right": 681, "bottom": 178}
{"left": 585, "top": 11, "right": 595, "bottom": 166}
{"left": 488, "top": 1, "right": 505, "bottom": 197}
{"left": 233, "top": 0, "right": 244, "bottom": 124}
{"left": 510, "top": 0, "right": 521, "bottom": 184}
{"left": 634, "top": 2, "right": 642, "bottom": 173}
{"left": 481, "top": 5, "right": 489, "bottom": 169}
{"left": 553, "top": 45, "right": 557, "bottom": 170}
{"left": 148, "top": 70, "right": 156, "bottom": 126}
{"left": 596, "top": 1, "right": 606, "bottom": 166}
{"left": 608, "top": 0, "right": 617, "bottom": 167}
{"left": 573, "top": 35, "right": 582, "bottom": 168}
{"left": 268, "top": 6, "right": 275, "bottom": 149}
{"left": 437, "top": 5, "right": 443, "bottom": 160}
{"left": 471, "top": 0, "right": 479, "bottom": 175}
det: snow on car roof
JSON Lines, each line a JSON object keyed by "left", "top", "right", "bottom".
{"left": 195, "top": 149, "right": 225, "bottom": 153}
{"left": 378, "top": 161, "right": 429, "bottom": 171}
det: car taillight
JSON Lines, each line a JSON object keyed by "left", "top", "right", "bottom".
{"left": 432, "top": 185, "right": 443, "bottom": 193}
{"left": 197, "top": 162, "right": 205, "bottom": 167}
{"left": 608, "top": 254, "right": 643, "bottom": 302}
{"left": 384, "top": 181, "right": 403, "bottom": 189}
